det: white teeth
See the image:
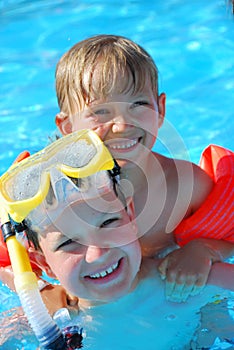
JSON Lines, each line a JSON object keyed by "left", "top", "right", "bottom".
{"left": 89, "top": 262, "right": 119, "bottom": 279}
{"left": 110, "top": 139, "right": 137, "bottom": 150}
{"left": 106, "top": 266, "right": 113, "bottom": 274}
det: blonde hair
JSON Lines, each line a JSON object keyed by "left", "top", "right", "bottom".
{"left": 55, "top": 34, "right": 159, "bottom": 116}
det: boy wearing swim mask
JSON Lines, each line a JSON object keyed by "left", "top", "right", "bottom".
{"left": 1, "top": 131, "right": 233, "bottom": 350}
{"left": 0, "top": 130, "right": 141, "bottom": 306}
{"left": 54, "top": 34, "right": 234, "bottom": 303}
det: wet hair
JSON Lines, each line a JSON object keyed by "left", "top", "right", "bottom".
{"left": 55, "top": 34, "right": 159, "bottom": 116}
{"left": 25, "top": 225, "right": 41, "bottom": 251}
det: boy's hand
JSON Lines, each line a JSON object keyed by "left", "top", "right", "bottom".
{"left": 157, "top": 239, "right": 221, "bottom": 302}
{"left": 40, "top": 284, "right": 79, "bottom": 316}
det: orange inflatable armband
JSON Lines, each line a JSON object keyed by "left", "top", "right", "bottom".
{"left": 175, "top": 145, "right": 234, "bottom": 246}
{"left": 0, "top": 232, "right": 11, "bottom": 267}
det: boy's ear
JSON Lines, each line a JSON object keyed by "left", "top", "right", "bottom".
{"left": 28, "top": 249, "right": 57, "bottom": 279}
{"left": 158, "top": 92, "right": 166, "bottom": 128}
{"left": 126, "top": 198, "right": 137, "bottom": 231}
{"left": 55, "top": 112, "right": 72, "bottom": 135}
{"left": 126, "top": 198, "right": 135, "bottom": 221}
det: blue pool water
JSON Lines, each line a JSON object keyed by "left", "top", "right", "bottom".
{"left": 0, "top": 0, "right": 234, "bottom": 349}
{"left": 0, "top": 0, "right": 234, "bottom": 175}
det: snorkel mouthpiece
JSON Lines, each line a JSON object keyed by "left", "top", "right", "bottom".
{"left": 62, "top": 326, "right": 83, "bottom": 349}
{"left": 0, "top": 211, "right": 67, "bottom": 349}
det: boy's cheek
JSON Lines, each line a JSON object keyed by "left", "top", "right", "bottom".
{"left": 71, "top": 117, "right": 104, "bottom": 136}
{"left": 70, "top": 118, "right": 87, "bottom": 132}
{"left": 48, "top": 256, "right": 81, "bottom": 287}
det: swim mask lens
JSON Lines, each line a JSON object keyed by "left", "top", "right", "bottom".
{"left": 0, "top": 130, "right": 116, "bottom": 224}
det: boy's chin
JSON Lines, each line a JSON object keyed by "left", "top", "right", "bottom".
{"left": 92, "top": 281, "right": 137, "bottom": 305}
{"left": 115, "top": 148, "right": 152, "bottom": 169}
{"left": 106, "top": 277, "right": 139, "bottom": 303}
{"left": 81, "top": 293, "right": 125, "bottom": 307}
{"left": 98, "top": 290, "right": 131, "bottom": 304}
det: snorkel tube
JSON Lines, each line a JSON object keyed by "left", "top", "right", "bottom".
{"left": 0, "top": 208, "right": 83, "bottom": 349}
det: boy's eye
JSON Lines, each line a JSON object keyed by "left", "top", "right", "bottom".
{"left": 87, "top": 107, "right": 113, "bottom": 123}
{"left": 131, "top": 100, "right": 150, "bottom": 108}
{"left": 93, "top": 108, "right": 110, "bottom": 115}
{"left": 100, "top": 217, "right": 119, "bottom": 228}
{"left": 57, "top": 239, "right": 74, "bottom": 249}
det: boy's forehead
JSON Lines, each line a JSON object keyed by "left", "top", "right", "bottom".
{"left": 82, "top": 62, "right": 153, "bottom": 105}
{"left": 83, "top": 65, "right": 131, "bottom": 97}
{"left": 46, "top": 191, "right": 127, "bottom": 234}
{"left": 43, "top": 194, "right": 137, "bottom": 249}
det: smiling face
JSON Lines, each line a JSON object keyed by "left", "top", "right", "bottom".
{"left": 37, "top": 193, "right": 141, "bottom": 304}
{"left": 55, "top": 35, "right": 166, "bottom": 168}
{"left": 57, "top": 75, "right": 165, "bottom": 168}
{"left": 77, "top": 85, "right": 164, "bottom": 165}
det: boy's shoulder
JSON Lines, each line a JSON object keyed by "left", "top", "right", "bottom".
{"left": 152, "top": 151, "right": 196, "bottom": 177}
{"left": 152, "top": 151, "right": 211, "bottom": 180}
{"left": 151, "top": 151, "right": 213, "bottom": 215}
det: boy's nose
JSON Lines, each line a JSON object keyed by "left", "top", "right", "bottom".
{"left": 111, "top": 114, "right": 132, "bottom": 133}
{"left": 85, "top": 245, "right": 105, "bottom": 263}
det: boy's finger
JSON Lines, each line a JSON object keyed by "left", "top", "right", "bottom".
{"left": 190, "top": 285, "right": 204, "bottom": 296}
{"left": 165, "top": 280, "right": 176, "bottom": 299}
{"left": 195, "top": 272, "right": 209, "bottom": 287}
{"left": 157, "top": 258, "right": 169, "bottom": 277}
{"left": 180, "top": 284, "right": 195, "bottom": 301}
{"left": 168, "top": 281, "right": 195, "bottom": 302}
{"left": 166, "top": 281, "right": 194, "bottom": 302}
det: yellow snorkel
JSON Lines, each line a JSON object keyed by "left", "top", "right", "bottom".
{"left": 0, "top": 207, "right": 73, "bottom": 349}
{"left": 0, "top": 207, "right": 34, "bottom": 277}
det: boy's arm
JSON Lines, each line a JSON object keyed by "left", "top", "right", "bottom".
{"left": 158, "top": 145, "right": 234, "bottom": 302}
{"left": 0, "top": 263, "right": 79, "bottom": 316}
{"left": 0, "top": 265, "right": 16, "bottom": 291}
{"left": 208, "top": 261, "right": 234, "bottom": 290}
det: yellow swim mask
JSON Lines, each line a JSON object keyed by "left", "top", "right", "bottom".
{"left": 0, "top": 129, "right": 116, "bottom": 224}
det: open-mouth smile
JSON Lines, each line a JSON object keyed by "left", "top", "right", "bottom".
{"left": 85, "top": 258, "right": 123, "bottom": 282}
{"left": 106, "top": 137, "right": 142, "bottom": 152}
